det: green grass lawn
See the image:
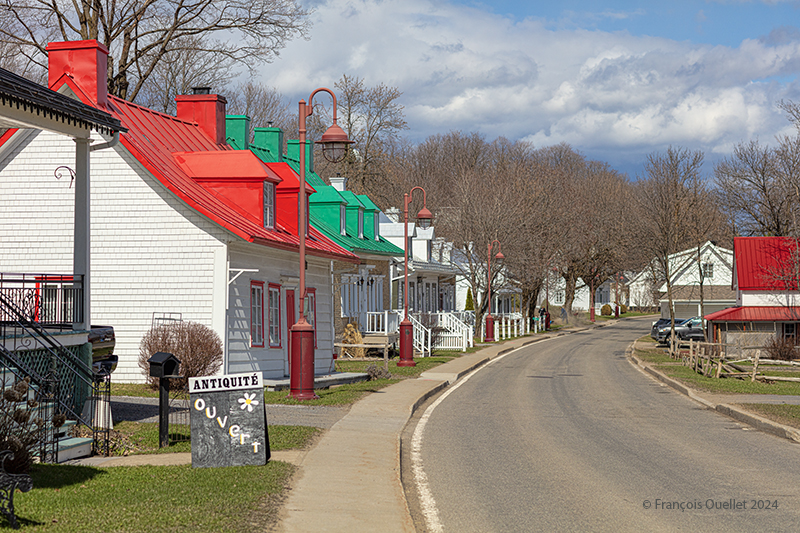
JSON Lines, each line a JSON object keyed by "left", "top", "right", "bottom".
{"left": 16, "top": 461, "right": 294, "bottom": 532}
{"left": 105, "top": 421, "right": 318, "bottom": 455}
{"left": 657, "top": 364, "right": 800, "bottom": 395}
{"left": 734, "top": 403, "right": 800, "bottom": 429}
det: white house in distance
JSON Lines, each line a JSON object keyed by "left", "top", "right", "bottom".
{"left": 627, "top": 241, "right": 735, "bottom": 318}
{"left": 0, "top": 40, "right": 358, "bottom": 383}
{"left": 379, "top": 209, "right": 456, "bottom": 314}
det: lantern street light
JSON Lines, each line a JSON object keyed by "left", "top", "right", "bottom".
{"left": 485, "top": 240, "right": 504, "bottom": 342}
{"left": 289, "top": 88, "right": 353, "bottom": 401}
{"left": 398, "top": 186, "right": 433, "bottom": 367}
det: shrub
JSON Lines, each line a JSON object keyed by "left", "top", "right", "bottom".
{"left": 600, "top": 304, "right": 613, "bottom": 316}
{"left": 464, "top": 288, "right": 474, "bottom": 311}
{"left": 365, "top": 364, "right": 391, "bottom": 380}
{"left": 138, "top": 321, "right": 223, "bottom": 390}
{"left": 620, "top": 304, "right": 628, "bottom": 314}
{"left": 765, "top": 335, "right": 797, "bottom": 361}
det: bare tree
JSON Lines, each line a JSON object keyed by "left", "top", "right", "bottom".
{"left": 715, "top": 140, "right": 791, "bottom": 236}
{"left": 314, "top": 74, "right": 407, "bottom": 201}
{"left": 634, "top": 146, "right": 706, "bottom": 336}
{"left": 0, "top": 0, "right": 309, "bottom": 102}
{"left": 134, "top": 36, "right": 235, "bottom": 114}
{"left": 225, "top": 81, "right": 296, "bottom": 145}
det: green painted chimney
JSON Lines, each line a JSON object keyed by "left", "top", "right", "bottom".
{"left": 225, "top": 115, "right": 250, "bottom": 150}
{"left": 287, "top": 139, "right": 314, "bottom": 173}
{"left": 253, "top": 126, "right": 283, "bottom": 162}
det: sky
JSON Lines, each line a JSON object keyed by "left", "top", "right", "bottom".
{"left": 260, "top": 0, "right": 800, "bottom": 177}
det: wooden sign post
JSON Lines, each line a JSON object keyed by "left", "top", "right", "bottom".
{"left": 189, "top": 373, "right": 270, "bottom": 468}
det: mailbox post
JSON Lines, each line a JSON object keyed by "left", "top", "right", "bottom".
{"left": 147, "top": 352, "right": 181, "bottom": 448}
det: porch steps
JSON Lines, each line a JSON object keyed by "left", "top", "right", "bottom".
{"left": 1, "top": 367, "right": 94, "bottom": 463}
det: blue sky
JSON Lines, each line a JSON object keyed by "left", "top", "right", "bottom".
{"left": 265, "top": 0, "right": 800, "bottom": 177}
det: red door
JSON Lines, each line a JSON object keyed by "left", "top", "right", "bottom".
{"left": 286, "top": 289, "right": 295, "bottom": 369}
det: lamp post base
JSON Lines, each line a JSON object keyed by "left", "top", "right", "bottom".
{"left": 590, "top": 307, "right": 595, "bottom": 322}
{"left": 398, "top": 319, "right": 416, "bottom": 367}
{"left": 289, "top": 321, "right": 318, "bottom": 400}
{"left": 485, "top": 315, "right": 495, "bottom": 342}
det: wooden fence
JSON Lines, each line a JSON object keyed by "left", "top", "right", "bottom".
{"left": 668, "top": 335, "right": 800, "bottom": 382}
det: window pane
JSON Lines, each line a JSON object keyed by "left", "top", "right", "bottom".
{"left": 251, "top": 283, "right": 264, "bottom": 346}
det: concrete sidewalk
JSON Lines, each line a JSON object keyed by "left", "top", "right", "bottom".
{"left": 274, "top": 329, "right": 577, "bottom": 533}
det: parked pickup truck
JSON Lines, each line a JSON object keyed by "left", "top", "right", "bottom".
{"left": 88, "top": 325, "right": 117, "bottom": 375}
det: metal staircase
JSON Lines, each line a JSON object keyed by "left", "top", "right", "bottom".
{"left": 0, "top": 290, "right": 109, "bottom": 462}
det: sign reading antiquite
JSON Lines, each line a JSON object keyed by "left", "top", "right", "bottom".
{"left": 189, "top": 372, "right": 270, "bottom": 468}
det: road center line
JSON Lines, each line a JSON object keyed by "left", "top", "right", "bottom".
{"left": 410, "top": 340, "right": 552, "bottom": 532}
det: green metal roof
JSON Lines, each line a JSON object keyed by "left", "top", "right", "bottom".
{"left": 310, "top": 211, "right": 403, "bottom": 256}
{"left": 234, "top": 117, "right": 402, "bottom": 257}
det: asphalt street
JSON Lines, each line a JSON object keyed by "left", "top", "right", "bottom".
{"left": 409, "top": 318, "right": 800, "bottom": 532}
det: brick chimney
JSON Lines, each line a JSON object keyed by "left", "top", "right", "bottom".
{"left": 46, "top": 40, "right": 109, "bottom": 107}
{"left": 176, "top": 88, "right": 228, "bottom": 145}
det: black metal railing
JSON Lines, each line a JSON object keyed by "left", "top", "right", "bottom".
{"left": 0, "top": 273, "right": 83, "bottom": 339}
{"left": 0, "top": 278, "right": 107, "bottom": 460}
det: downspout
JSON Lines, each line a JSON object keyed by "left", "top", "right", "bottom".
{"left": 89, "top": 131, "right": 120, "bottom": 152}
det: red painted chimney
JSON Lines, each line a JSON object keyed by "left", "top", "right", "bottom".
{"left": 175, "top": 88, "right": 228, "bottom": 146}
{"left": 46, "top": 40, "right": 109, "bottom": 108}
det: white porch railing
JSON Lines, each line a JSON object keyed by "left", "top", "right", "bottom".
{"left": 409, "top": 314, "right": 432, "bottom": 357}
{"left": 364, "top": 311, "right": 400, "bottom": 335}
{"left": 429, "top": 312, "right": 473, "bottom": 352}
{"left": 480, "top": 313, "right": 527, "bottom": 342}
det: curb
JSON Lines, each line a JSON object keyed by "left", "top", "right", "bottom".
{"left": 627, "top": 342, "right": 800, "bottom": 444}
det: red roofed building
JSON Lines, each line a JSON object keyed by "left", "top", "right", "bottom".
{"left": 705, "top": 237, "right": 800, "bottom": 346}
{"left": 0, "top": 40, "right": 358, "bottom": 383}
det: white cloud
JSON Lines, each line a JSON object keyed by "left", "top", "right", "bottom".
{"left": 263, "top": 0, "right": 800, "bottom": 174}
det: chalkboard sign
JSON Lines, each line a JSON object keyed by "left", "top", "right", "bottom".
{"left": 189, "top": 373, "right": 270, "bottom": 468}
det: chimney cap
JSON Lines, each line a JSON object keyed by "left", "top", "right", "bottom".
{"left": 192, "top": 87, "right": 211, "bottom": 95}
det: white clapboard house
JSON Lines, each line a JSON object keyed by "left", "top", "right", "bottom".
{"left": 0, "top": 40, "right": 358, "bottom": 383}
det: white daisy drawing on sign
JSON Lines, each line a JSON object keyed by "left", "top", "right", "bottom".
{"left": 238, "top": 392, "right": 259, "bottom": 412}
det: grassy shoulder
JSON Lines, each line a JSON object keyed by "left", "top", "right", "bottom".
{"left": 734, "top": 403, "right": 800, "bottom": 430}
{"left": 103, "top": 421, "right": 318, "bottom": 456}
{"left": 19, "top": 460, "right": 293, "bottom": 532}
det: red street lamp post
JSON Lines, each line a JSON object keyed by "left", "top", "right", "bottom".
{"left": 484, "top": 240, "right": 505, "bottom": 342}
{"left": 398, "top": 187, "right": 433, "bottom": 367}
{"left": 289, "top": 88, "right": 353, "bottom": 401}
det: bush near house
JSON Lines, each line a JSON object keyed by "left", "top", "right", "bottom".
{"left": 766, "top": 335, "right": 797, "bottom": 361}
{"left": 465, "top": 288, "right": 474, "bottom": 311}
{"left": 138, "top": 322, "right": 222, "bottom": 390}
{"left": 620, "top": 304, "right": 628, "bottom": 314}
{"left": 601, "top": 304, "right": 613, "bottom": 316}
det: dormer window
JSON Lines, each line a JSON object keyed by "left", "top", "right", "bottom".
{"left": 263, "top": 181, "right": 275, "bottom": 228}
{"left": 358, "top": 208, "right": 364, "bottom": 238}
{"left": 340, "top": 205, "right": 347, "bottom": 235}
{"left": 374, "top": 215, "right": 380, "bottom": 241}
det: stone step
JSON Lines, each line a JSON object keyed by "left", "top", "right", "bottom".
{"left": 56, "top": 437, "right": 93, "bottom": 463}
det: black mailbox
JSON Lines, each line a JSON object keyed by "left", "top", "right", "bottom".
{"left": 148, "top": 352, "right": 181, "bottom": 378}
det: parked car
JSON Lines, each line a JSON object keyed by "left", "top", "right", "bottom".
{"left": 655, "top": 317, "right": 705, "bottom": 343}
{"left": 89, "top": 325, "right": 117, "bottom": 375}
{"left": 651, "top": 318, "right": 688, "bottom": 341}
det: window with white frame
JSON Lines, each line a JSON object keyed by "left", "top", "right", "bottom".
{"left": 358, "top": 209, "right": 364, "bottom": 238}
{"left": 340, "top": 205, "right": 347, "bottom": 235}
{"left": 374, "top": 216, "right": 380, "bottom": 241}
{"left": 250, "top": 281, "right": 264, "bottom": 347}
{"left": 268, "top": 283, "right": 281, "bottom": 347}
{"left": 263, "top": 182, "right": 275, "bottom": 228}
{"left": 702, "top": 262, "right": 714, "bottom": 279}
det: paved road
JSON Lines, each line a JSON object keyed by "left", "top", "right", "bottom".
{"left": 410, "top": 319, "right": 800, "bottom": 532}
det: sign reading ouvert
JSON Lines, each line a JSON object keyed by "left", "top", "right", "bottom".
{"left": 189, "top": 373, "right": 270, "bottom": 468}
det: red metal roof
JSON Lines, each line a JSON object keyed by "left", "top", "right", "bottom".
{"left": 17, "top": 82, "right": 357, "bottom": 262}
{"left": 734, "top": 236, "right": 799, "bottom": 291}
{"left": 705, "top": 306, "right": 800, "bottom": 322}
